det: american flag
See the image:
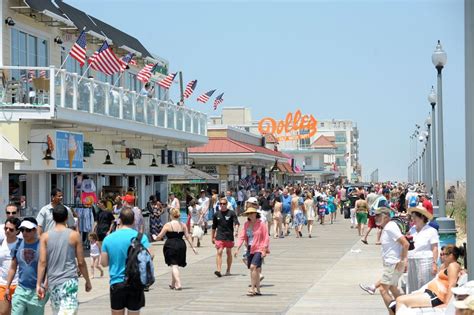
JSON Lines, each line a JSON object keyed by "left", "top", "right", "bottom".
{"left": 183, "top": 80, "right": 197, "bottom": 99}
{"left": 197, "top": 89, "right": 216, "bottom": 103}
{"left": 69, "top": 30, "right": 87, "bottom": 67}
{"left": 20, "top": 70, "right": 34, "bottom": 82}
{"left": 137, "top": 63, "right": 158, "bottom": 83}
{"left": 213, "top": 92, "right": 224, "bottom": 110}
{"left": 119, "top": 52, "right": 135, "bottom": 71}
{"left": 39, "top": 70, "right": 47, "bottom": 78}
{"left": 157, "top": 72, "right": 177, "bottom": 89}
{"left": 88, "top": 41, "right": 122, "bottom": 75}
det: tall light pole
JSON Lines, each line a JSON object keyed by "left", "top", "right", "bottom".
{"left": 425, "top": 117, "right": 432, "bottom": 196}
{"left": 432, "top": 40, "right": 447, "bottom": 217}
{"left": 428, "top": 87, "right": 438, "bottom": 206}
{"left": 465, "top": 0, "right": 474, "bottom": 279}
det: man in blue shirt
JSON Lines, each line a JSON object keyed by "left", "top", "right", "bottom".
{"left": 226, "top": 190, "right": 238, "bottom": 211}
{"left": 101, "top": 207, "right": 151, "bottom": 314}
{"left": 281, "top": 188, "right": 292, "bottom": 237}
{"left": 5, "top": 217, "right": 48, "bottom": 314}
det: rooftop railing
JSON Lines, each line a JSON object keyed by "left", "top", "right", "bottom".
{"left": 0, "top": 66, "right": 207, "bottom": 136}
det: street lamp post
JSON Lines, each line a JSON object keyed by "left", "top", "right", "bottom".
{"left": 428, "top": 87, "right": 438, "bottom": 206}
{"left": 425, "top": 118, "right": 432, "bottom": 196}
{"left": 432, "top": 40, "right": 447, "bottom": 216}
{"left": 465, "top": 0, "right": 474, "bottom": 279}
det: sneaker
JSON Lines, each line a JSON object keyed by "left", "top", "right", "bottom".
{"left": 388, "top": 300, "right": 396, "bottom": 313}
{"left": 359, "top": 283, "right": 375, "bottom": 295}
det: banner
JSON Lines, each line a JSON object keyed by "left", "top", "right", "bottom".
{"left": 56, "top": 131, "right": 84, "bottom": 169}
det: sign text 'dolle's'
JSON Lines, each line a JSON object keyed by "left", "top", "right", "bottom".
{"left": 257, "top": 110, "right": 318, "bottom": 141}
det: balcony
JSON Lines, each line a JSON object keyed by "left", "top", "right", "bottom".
{"left": 0, "top": 66, "right": 207, "bottom": 145}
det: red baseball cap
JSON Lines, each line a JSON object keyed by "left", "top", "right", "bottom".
{"left": 121, "top": 194, "right": 135, "bottom": 204}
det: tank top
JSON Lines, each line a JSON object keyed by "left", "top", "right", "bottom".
{"left": 356, "top": 200, "right": 369, "bottom": 212}
{"left": 282, "top": 195, "right": 292, "bottom": 214}
{"left": 427, "top": 267, "right": 450, "bottom": 303}
{"left": 47, "top": 229, "right": 77, "bottom": 287}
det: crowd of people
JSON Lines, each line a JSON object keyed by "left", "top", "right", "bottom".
{"left": 351, "top": 183, "right": 469, "bottom": 315}
{"left": 0, "top": 181, "right": 470, "bottom": 314}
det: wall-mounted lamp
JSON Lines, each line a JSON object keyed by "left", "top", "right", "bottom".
{"left": 54, "top": 36, "right": 63, "bottom": 45}
{"left": 27, "top": 141, "right": 54, "bottom": 160}
{"left": 142, "top": 153, "right": 158, "bottom": 167}
{"left": 127, "top": 156, "right": 136, "bottom": 166}
{"left": 270, "top": 159, "right": 280, "bottom": 173}
{"left": 116, "top": 150, "right": 138, "bottom": 166}
{"left": 5, "top": 17, "right": 15, "bottom": 26}
{"left": 93, "top": 148, "right": 113, "bottom": 165}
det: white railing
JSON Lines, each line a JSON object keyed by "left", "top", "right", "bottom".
{"left": 0, "top": 66, "right": 208, "bottom": 136}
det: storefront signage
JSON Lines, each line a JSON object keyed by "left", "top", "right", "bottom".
{"left": 257, "top": 110, "right": 317, "bottom": 141}
{"left": 56, "top": 131, "right": 84, "bottom": 169}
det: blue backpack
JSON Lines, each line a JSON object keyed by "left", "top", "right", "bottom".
{"left": 408, "top": 195, "right": 418, "bottom": 207}
{"left": 125, "top": 233, "right": 155, "bottom": 289}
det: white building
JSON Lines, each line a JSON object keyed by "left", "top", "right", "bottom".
{"left": 0, "top": 1, "right": 207, "bottom": 218}
{"left": 209, "top": 107, "right": 361, "bottom": 183}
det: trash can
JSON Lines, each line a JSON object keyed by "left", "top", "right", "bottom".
{"left": 437, "top": 217, "right": 457, "bottom": 249}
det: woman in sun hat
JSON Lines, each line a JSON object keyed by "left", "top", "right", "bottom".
{"left": 406, "top": 204, "right": 439, "bottom": 293}
{"left": 234, "top": 207, "right": 269, "bottom": 296}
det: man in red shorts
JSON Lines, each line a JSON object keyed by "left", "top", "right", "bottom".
{"left": 212, "top": 197, "right": 240, "bottom": 277}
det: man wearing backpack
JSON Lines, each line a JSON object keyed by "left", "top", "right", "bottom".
{"left": 101, "top": 207, "right": 152, "bottom": 314}
{"left": 405, "top": 186, "right": 419, "bottom": 209}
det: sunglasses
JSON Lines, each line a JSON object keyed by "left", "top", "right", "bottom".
{"left": 4, "top": 227, "right": 15, "bottom": 232}
{"left": 6, "top": 212, "right": 17, "bottom": 215}
{"left": 219, "top": 203, "right": 227, "bottom": 205}
{"left": 20, "top": 228, "right": 35, "bottom": 233}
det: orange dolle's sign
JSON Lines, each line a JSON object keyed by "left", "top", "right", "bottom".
{"left": 257, "top": 110, "right": 318, "bottom": 141}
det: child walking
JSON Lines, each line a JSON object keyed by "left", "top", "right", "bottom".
{"left": 89, "top": 232, "right": 104, "bottom": 278}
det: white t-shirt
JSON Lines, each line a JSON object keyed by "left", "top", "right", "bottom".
{"left": 381, "top": 221, "right": 404, "bottom": 265}
{"left": 189, "top": 205, "right": 202, "bottom": 225}
{"left": 0, "top": 239, "right": 19, "bottom": 285}
{"left": 198, "top": 197, "right": 210, "bottom": 214}
{"left": 406, "top": 192, "right": 419, "bottom": 206}
{"left": 408, "top": 224, "right": 439, "bottom": 259}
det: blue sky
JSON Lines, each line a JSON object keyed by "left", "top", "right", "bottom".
{"left": 68, "top": 0, "right": 464, "bottom": 182}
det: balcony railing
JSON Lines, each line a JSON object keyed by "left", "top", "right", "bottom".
{"left": 0, "top": 66, "right": 207, "bottom": 136}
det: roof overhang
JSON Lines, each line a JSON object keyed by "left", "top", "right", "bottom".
{"left": 120, "top": 45, "right": 142, "bottom": 58}
{"left": 0, "top": 136, "right": 27, "bottom": 162}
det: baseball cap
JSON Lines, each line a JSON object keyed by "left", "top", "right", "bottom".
{"left": 20, "top": 217, "right": 38, "bottom": 230}
{"left": 382, "top": 188, "right": 391, "bottom": 195}
{"left": 452, "top": 281, "right": 474, "bottom": 296}
{"left": 121, "top": 194, "right": 135, "bottom": 204}
{"left": 455, "top": 295, "right": 474, "bottom": 310}
{"left": 247, "top": 197, "right": 258, "bottom": 204}
{"left": 200, "top": 189, "right": 206, "bottom": 193}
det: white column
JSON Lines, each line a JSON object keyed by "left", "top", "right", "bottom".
{"left": 49, "top": 66, "right": 55, "bottom": 117}
{"left": 38, "top": 173, "right": 48, "bottom": 207}
{"left": 0, "top": 162, "right": 14, "bottom": 221}
{"left": 140, "top": 174, "right": 146, "bottom": 209}
{"left": 105, "top": 83, "right": 110, "bottom": 116}
{"left": 72, "top": 74, "right": 78, "bottom": 110}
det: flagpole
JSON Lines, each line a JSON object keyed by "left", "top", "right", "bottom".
{"left": 179, "top": 71, "right": 184, "bottom": 106}
{"left": 112, "top": 71, "right": 124, "bottom": 89}
{"left": 55, "top": 54, "right": 70, "bottom": 77}
{"left": 78, "top": 63, "right": 93, "bottom": 84}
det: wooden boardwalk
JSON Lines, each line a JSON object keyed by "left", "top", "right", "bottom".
{"left": 57, "top": 216, "right": 386, "bottom": 314}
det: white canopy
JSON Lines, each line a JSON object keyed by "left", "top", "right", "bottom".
{"left": 0, "top": 136, "right": 27, "bottom": 162}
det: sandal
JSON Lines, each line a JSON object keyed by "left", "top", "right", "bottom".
{"left": 174, "top": 287, "right": 182, "bottom": 291}
{"left": 214, "top": 271, "right": 222, "bottom": 277}
{"left": 169, "top": 285, "right": 175, "bottom": 290}
{"left": 255, "top": 292, "right": 262, "bottom": 296}
{"left": 361, "top": 239, "right": 368, "bottom": 245}
{"left": 247, "top": 291, "right": 256, "bottom": 296}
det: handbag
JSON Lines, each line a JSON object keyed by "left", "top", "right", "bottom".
{"left": 192, "top": 225, "right": 204, "bottom": 239}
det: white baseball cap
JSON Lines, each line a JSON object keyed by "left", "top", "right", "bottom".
{"left": 19, "top": 219, "right": 37, "bottom": 230}
{"left": 247, "top": 197, "right": 258, "bottom": 204}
